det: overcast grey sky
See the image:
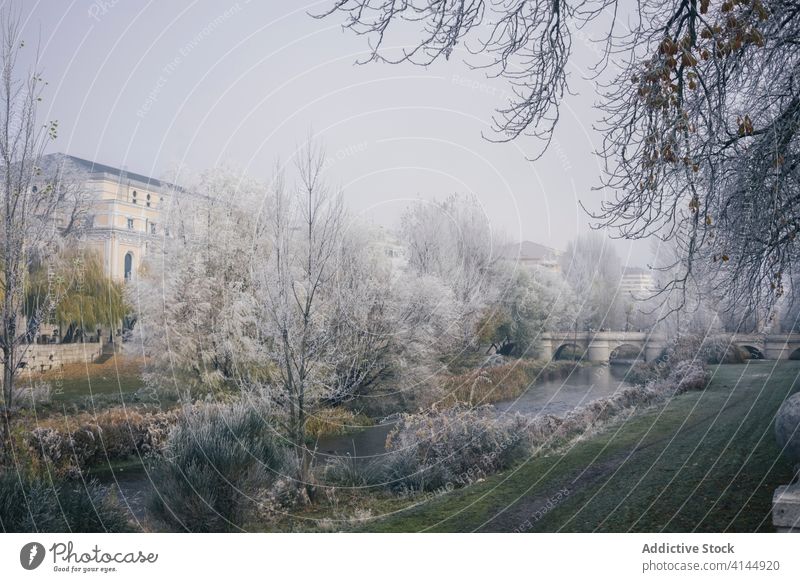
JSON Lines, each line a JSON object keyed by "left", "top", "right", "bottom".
{"left": 21, "top": 0, "right": 652, "bottom": 266}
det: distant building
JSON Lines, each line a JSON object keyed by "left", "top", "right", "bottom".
{"left": 368, "top": 226, "right": 408, "bottom": 274}
{"left": 42, "top": 153, "right": 176, "bottom": 283}
{"left": 499, "top": 240, "right": 562, "bottom": 273}
{"left": 620, "top": 266, "right": 657, "bottom": 298}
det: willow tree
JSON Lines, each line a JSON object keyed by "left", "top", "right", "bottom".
{"left": 319, "top": 0, "right": 800, "bottom": 318}
{"left": 26, "top": 250, "right": 126, "bottom": 342}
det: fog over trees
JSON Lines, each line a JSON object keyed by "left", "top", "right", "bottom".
{"left": 2, "top": 1, "right": 798, "bottom": 539}
{"left": 320, "top": 0, "right": 800, "bottom": 321}
{"left": 561, "top": 232, "right": 625, "bottom": 331}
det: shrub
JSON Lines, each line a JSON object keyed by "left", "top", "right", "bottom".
{"left": 0, "top": 472, "right": 131, "bottom": 532}
{"left": 380, "top": 358, "right": 710, "bottom": 497}
{"left": 322, "top": 454, "right": 384, "bottom": 488}
{"left": 384, "top": 405, "right": 530, "bottom": 492}
{"left": 16, "top": 381, "right": 53, "bottom": 409}
{"left": 698, "top": 336, "right": 746, "bottom": 364}
{"left": 664, "top": 335, "right": 747, "bottom": 366}
{"left": 625, "top": 361, "right": 660, "bottom": 386}
{"left": 146, "top": 400, "right": 287, "bottom": 532}
{"left": 27, "top": 408, "right": 177, "bottom": 476}
{"left": 665, "top": 360, "right": 711, "bottom": 393}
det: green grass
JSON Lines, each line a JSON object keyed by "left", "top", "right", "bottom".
{"left": 31, "top": 356, "right": 145, "bottom": 403}
{"left": 360, "top": 361, "right": 800, "bottom": 532}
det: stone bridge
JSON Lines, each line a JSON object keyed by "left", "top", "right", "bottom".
{"left": 536, "top": 332, "right": 800, "bottom": 362}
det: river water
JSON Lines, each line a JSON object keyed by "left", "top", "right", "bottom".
{"left": 97, "top": 364, "right": 634, "bottom": 522}
{"left": 312, "top": 364, "right": 634, "bottom": 461}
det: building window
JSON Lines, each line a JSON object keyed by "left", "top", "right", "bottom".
{"left": 132, "top": 190, "right": 137, "bottom": 204}
{"left": 146, "top": 193, "right": 151, "bottom": 207}
{"left": 124, "top": 252, "right": 133, "bottom": 281}
{"left": 150, "top": 223, "right": 156, "bottom": 235}
{"left": 127, "top": 218, "right": 134, "bottom": 230}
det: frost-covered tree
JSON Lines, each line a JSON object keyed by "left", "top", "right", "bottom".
{"left": 400, "top": 193, "right": 498, "bottom": 347}
{"left": 648, "top": 241, "right": 726, "bottom": 336}
{"left": 772, "top": 267, "right": 800, "bottom": 332}
{"left": 325, "top": 225, "right": 395, "bottom": 404}
{"left": 560, "top": 232, "right": 627, "bottom": 330}
{"left": 255, "top": 142, "right": 345, "bottom": 486}
{"left": 132, "top": 167, "right": 266, "bottom": 396}
{"left": 479, "top": 266, "right": 578, "bottom": 356}
{"left": 0, "top": 7, "right": 85, "bottom": 430}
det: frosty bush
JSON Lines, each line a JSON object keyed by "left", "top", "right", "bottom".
{"left": 17, "top": 381, "right": 53, "bottom": 408}
{"left": 625, "top": 361, "right": 660, "bottom": 386}
{"left": 384, "top": 405, "right": 529, "bottom": 493}
{"left": 322, "top": 453, "right": 385, "bottom": 488}
{"left": 147, "top": 399, "right": 288, "bottom": 532}
{"left": 550, "top": 360, "right": 707, "bottom": 441}
{"left": 27, "top": 409, "right": 177, "bottom": 475}
{"left": 698, "top": 336, "right": 747, "bottom": 364}
{"left": 0, "top": 472, "right": 131, "bottom": 532}
{"left": 665, "top": 361, "right": 711, "bottom": 394}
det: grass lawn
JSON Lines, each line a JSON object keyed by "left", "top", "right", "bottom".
{"left": 362, "top": 361, "right": 800, "bottom": 532}
{"left": 23, "top": 355, "right": 145, "bottom": 404}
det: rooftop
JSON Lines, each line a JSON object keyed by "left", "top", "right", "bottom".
{"left": 500, "top": 240, "right": 562, "bottom": 261}
{"left": 42, "top": 153, "right": 180, "bottom": 191}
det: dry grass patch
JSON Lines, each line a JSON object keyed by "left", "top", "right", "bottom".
{"left": 305, "top": 407, "right": 373, "bottom": 440}
{"left": 24, "top": 406, "right": 177, "bottom": 476}
{"left": 434, "top": 359, "right": 579, "bottom": 407}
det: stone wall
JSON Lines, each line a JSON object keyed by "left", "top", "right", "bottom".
{"left": 19, "top": 342, "right": 105, "bottom": 372}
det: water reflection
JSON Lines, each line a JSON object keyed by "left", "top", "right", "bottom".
{"left": 316, "top": 364, "right": 634, "bottom": 459}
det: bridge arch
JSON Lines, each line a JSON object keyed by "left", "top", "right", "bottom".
{"left": 738, "top": 344, "right": 765, "bottom": 360}
{"left": 789, "top": 348, "right": 800, "bottom": 360}
{"left": 553, "top": 343, "right": 584, "bottom": 361}
{"left": 609, "top": 343, "right": 645, "bottom": 364}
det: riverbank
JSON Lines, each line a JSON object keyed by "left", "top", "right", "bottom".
{"left": 89, "top": 359, "right": 610, "bottom": 527}
{"left": 315, "top": 359, "right": 605, "bottom": 461}
{"left": 357, "top": 361, "right": 799, "bottom": 532}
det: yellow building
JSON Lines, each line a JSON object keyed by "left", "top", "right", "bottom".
{"left": 43, "top": 153, "right": 174, "bottom": 283}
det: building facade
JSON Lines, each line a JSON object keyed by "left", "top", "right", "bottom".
{"left": 620, "top": 267, "right": 657, "bottom": 298}
{"left": 44, "top": 153, "right": 173, "bottom": 283}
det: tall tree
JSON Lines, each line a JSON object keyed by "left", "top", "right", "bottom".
{"left": 132, "top": 167, "right": 266, "bottom": 396}
{"left": 479, "top": 265, "right": 578, "bottom": 356}
{"left": 257, "top": 141, "right": 344, "bottom": 492}
{"left": 0, "top": 6, "right": 82, "bottom": 438}
{"left": 400, "top": 193, "right": 498, "bottom": 347}
{"left": 325, "top": 225, "right": 395, "bottom": 404}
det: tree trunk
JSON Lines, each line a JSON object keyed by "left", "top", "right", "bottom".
{"left": 0, "top": 343, "right": 15, "bottom": 461}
